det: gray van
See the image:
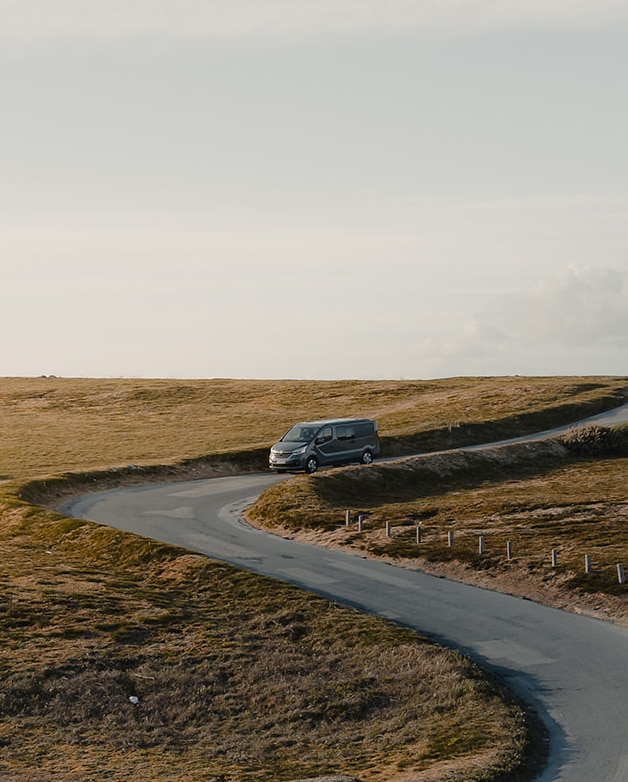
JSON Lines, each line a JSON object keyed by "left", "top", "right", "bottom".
{"left": 269, "top": 418, "right": 380, "bottom": 474}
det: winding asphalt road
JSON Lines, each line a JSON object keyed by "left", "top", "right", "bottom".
{"left": 61, "top": 404, "right": 628, "bottom": 782}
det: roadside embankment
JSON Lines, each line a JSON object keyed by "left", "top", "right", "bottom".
{"left": 247, "top": 431, "right": 628, "bottom": 626}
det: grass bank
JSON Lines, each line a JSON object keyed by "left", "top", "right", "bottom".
{"left": 249, "top": 428, "right": 628, "bottom": 624}
{"left": 1, "top": 375, "right": 625, "bottom": 780}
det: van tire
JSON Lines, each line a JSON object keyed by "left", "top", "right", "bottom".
{"left": 360, "top": 450, "right": 374, "bottom": 465}
{"left": 305, "top": 456, "right": 319, "bottom": 474}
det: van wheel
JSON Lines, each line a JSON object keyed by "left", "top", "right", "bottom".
{"left": 360, "top": 450, "right": 373, "bottom": 465}
{"left": 305, "top": 456, "right": 319, "bottom": 474}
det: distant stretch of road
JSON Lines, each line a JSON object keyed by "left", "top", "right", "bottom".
{"left": 61, "top": 403, "right": 628, "bottom": 782}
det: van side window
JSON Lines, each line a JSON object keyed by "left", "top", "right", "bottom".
{"left": 316, "top": 426, "right": 333, "bottom": 444}
{"left": 355, "top": 422, "right": 374, "bottom": 437}
{"left": 336, "top": 425, "right": 355, "bottom": 441}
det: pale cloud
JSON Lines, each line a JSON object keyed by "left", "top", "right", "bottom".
{"left": 508, "top": 266, "right": 628, "bottom": 348}
{"left": 415, "top": 265, "right": 628, "bottom": 376}
{"left": 1, "top": 0, "right": 628, "bottom": 40}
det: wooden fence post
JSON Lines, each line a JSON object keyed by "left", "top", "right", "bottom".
{"left": 345, "top": 510, "right": 351, "bottom": 526}
{"left": 551, "top": 549, "right": 558, "bottom": 567}
{"left": 506, "top": 541, "right": 513, "bottom": 560}
{"left": 447, "top": 530, "right": 454, "bottom": 548}
{"left": 584, "top": 555, "right": 592, "bottom": 574}
{"left": 478, "top": 536, "right": 485, "bottom": 555}
{"left": 385, "top": 521, "right": 392, "bottom": 538}
{"left": 358, "top": 514, "right": 364, "bottom": 532}
{"left": 617, "top": 564, "right": 625, "bottom": 585}
{"left": 416, "top": 524, "right": 422, "bottom": 544}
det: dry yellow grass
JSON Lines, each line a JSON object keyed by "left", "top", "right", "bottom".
{"left": 2, "top": 375, "right": 625, "bottom": 781}
{"left": 1, "top": 375, "right": 625, "bottom": 480}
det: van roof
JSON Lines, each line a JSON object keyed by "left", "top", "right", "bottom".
{"left": 296, "top": 418, "right": 375, "bottom": 427}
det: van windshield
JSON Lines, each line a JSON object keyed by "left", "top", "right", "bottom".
{"left": 281, "top": 425, "right": 318, "bottom": 443}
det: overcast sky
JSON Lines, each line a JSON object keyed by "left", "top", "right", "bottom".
{"left": 2, "top": 1, "right": 627, "bottom": 379}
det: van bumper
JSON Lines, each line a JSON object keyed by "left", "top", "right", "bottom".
{"left": 269, "top": 454, "right": 306, "bottom": 471}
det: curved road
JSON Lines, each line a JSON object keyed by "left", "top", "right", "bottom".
{"left": 61, "top": 404, "right": 628, "bottom": 782}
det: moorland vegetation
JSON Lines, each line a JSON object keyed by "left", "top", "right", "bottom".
{"left": 1, "top": 375, "right": 626, "bottom": 781}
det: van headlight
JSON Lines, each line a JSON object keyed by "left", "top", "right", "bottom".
{"left": 292, "top": 446, "right": 306, "bottom": 455}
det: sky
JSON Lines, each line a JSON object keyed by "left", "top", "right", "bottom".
{"left": 1, "top": 0, "right": 627, "bottom": 380}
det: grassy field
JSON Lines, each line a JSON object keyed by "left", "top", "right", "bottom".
{"left": 1, "top": 375, "right": 626, "bottom": 781}
{"left": 1, "top": 375, "right": 626, "bottom": 481}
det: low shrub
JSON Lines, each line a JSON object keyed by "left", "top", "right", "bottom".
{"left": 559, "top": 425, "right": 628, "bottom": 457}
